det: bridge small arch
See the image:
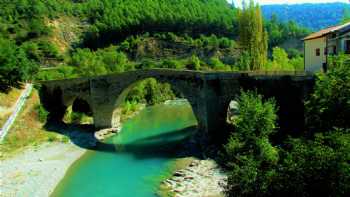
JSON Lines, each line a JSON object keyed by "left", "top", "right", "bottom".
{"left": 62, "top": 97, "right": 94, "bottom": 125}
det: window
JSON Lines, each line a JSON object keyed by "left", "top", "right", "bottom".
{"left": 333, "top": 46, "right": 337, "bottom": 54}
{"left": 322, "top": 63, "right": 327, "bottom": 72}
{"left": 316, "top": 48, "right": 320, "bottom": 56}
{"left": 324, "top": 47, "right": 328, "bottom": 55}
{"left": 346, "top": 40, "right": 350, "bottom": 54}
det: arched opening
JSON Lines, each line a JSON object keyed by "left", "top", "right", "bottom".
{"left": 72, "top": 98, "right": 93, "bottom": 117}
{"left": 110, "top": 77, "right": 198, "bottom": 128}
{"left": 63, "top": 97, "right": 94, "bottom": 125}
{"left": 41, "top": 88, "right": 97, "bottom": 150}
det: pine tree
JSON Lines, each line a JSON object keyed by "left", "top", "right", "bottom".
{"left": 237, "top": 0, "right": 268, "bottom": 70}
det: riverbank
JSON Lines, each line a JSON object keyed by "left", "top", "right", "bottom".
{"left": 0, "top": 100, "right": 148, "bottom": 196}
{"left": 0, "top": 142, "right": 85, "bottom": 197}
{"left": 159, "top": 158, "right": 227, "bottom": 197}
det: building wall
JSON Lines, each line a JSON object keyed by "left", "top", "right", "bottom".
{"left": 305, "top": 37, "right": 326, "bottom": 72}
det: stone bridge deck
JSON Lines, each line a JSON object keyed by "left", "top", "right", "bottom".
{"left": 39, "top": 69, "right": 315, "bottom": 142}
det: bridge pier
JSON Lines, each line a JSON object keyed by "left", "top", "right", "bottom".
{"left": 93, "top": 105, "right": 115, "bottom": 129}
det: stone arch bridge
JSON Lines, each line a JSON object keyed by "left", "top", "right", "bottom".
{"left": 39, "top": 69, "right": 314, "bottom": 141}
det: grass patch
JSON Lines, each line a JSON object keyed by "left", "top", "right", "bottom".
{"left": 0, "top": 112, "right": 11, "bottom": 128}
{"left": 0, "top": 86, "right": 23, "bottom": 108}
{"left": 0, "top": 89, "right": 64, "bottom": 158}
{"left": 0, "top": 86, "right": 24, "bottom": 128}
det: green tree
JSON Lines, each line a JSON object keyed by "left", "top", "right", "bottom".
{"left": 272, "top": 47, "right": 289, "bottom": 68}
{"left": 0, "top": 37, "right": 38, "bottom": 89}
{"left": 237, "top": 0, "right": 268, "bottom": 70}
{"left": 97, "top": 47, "right": 128, "bottom": 73}
{"left": 71, "top": 48, "right": 107, "bottom": 77}
{"left": 265, "top": 47, "right": 294, "bottom": 71}
{"left": 224, "top": 91, "right": 278, "bottom": 196}
{"left": 272, "top": 130, "right": 350, "bottom": 196}
{"left": 186, "top": 55, "right": 201, "bottom": 70}
{"left": 306, "top": 54, "right": 350, "bottom": 132}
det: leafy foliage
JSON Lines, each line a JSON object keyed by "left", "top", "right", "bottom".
{"left": 0, "top": 37, "right": 39, "bottom": 90}
{"left": 272, "top": 130, "right": 350, "bottom": 196}
{"left": 306, "top": 54, "right": 350, "bottom": 132}
{"left": 224, "top": 91, "right": 278, "bottom": 196}
{"left": 125, "top": 78, "right": 176, "bottom": 106}
{"left": 70, "top": 47, "right": 131, "bottom": 77}
{"left": 36, "top": 104, "right": 49, "bottom": 123}
{"left": 263, "top": 47, "right": 304, "bottom": 71}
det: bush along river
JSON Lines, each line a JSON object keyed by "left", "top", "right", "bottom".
{"left": 51, "top": 100, "right": 205, "bottom": 197}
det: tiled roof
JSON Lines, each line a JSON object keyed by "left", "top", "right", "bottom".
{"left": 303, "top": 22, "right": 350, "bottom": 41}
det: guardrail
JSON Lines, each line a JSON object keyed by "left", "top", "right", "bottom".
{"left": 0, "top": 84, "right": 33, "bottom": 143}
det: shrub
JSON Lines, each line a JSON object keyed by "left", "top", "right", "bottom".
{"left": 36, "top": 104, "right": 49, "bottom": 123}
{"left": 306, "top": 54, "right": 350, "bottom": 132}
{"left": 289, "top": 56, "right": 304, "bottom": 71}
{"left": 98, "top": 47, "right": 128, "bottom": 73}
{"left": 161, "top": 59, "right": 185, "bottom": 70}
{"left": 264, "top": 47, "right": 295, "bottom": 71}
{"left": 71, "top": 48, "right": 108, "bottom": 77}
{"left": 70, "top": 112, "right": 84, "bottom": 124}
{"left": 138, "top": 59, "right": 157, "bottom": 69}
{"left": 209, "top": 57, "right": 231, "bottom": 71}
{"left": 186, "top": 55, "right": 201, "bottom": 70}
{"left": 271, "top": 130, "right": 350, "bottom": 196}
{"left": 37, "top": 40, "right": 61, "bottom": 59}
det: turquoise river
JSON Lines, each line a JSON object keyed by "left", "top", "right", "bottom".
{"left": 52, "top": 101, "right": 198, "bottom": 197}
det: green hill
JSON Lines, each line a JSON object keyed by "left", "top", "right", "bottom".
{"left": 262, "top": 3, "right": 350, "bottom": 31}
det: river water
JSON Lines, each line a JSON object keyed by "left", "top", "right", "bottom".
{"left": 52, "top": 101, "right": 197, "bottom": 197}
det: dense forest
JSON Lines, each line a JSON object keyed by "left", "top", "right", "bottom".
{"left": 262, "top": 3, "right": 350, "bottom": 30}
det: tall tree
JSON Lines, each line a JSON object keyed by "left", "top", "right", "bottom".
{"left": 237, "top": 0, "right": 268, "bottom": 70}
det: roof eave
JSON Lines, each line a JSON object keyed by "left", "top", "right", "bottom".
{"left": 302, "top": 34, "right": 327, "bottom": 41}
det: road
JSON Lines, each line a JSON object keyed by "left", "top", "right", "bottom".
{"left": 0, "top": 83, "right": 33, "bottom": 142}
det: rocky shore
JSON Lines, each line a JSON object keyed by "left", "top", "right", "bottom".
{"left": 94, "top": 127, "right": 121, "bottom": 141}
{"left": 162, "top": 158, "right": 227, "bottom": 197}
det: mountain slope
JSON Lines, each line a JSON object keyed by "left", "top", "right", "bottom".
{"left": 262, "top": 3, "right": 350, "bottom": 30}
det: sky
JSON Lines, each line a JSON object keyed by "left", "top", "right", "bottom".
{"left": 231, "top": 0, "right": 349, "bottom": 6}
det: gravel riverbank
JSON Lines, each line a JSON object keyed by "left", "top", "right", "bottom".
{"left": 0, "top": 142, "right": 85, "bottom": 197}
{"left": 161, "top": 158, "right": 227, "bottom": 197}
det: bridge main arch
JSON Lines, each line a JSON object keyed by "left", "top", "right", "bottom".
{"left": 90, "top": 70, "right": 208, "bottom": 133}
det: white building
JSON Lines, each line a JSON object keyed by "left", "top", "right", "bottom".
{"left": 303, "top": 22, "right": 350, "bottom": 72}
